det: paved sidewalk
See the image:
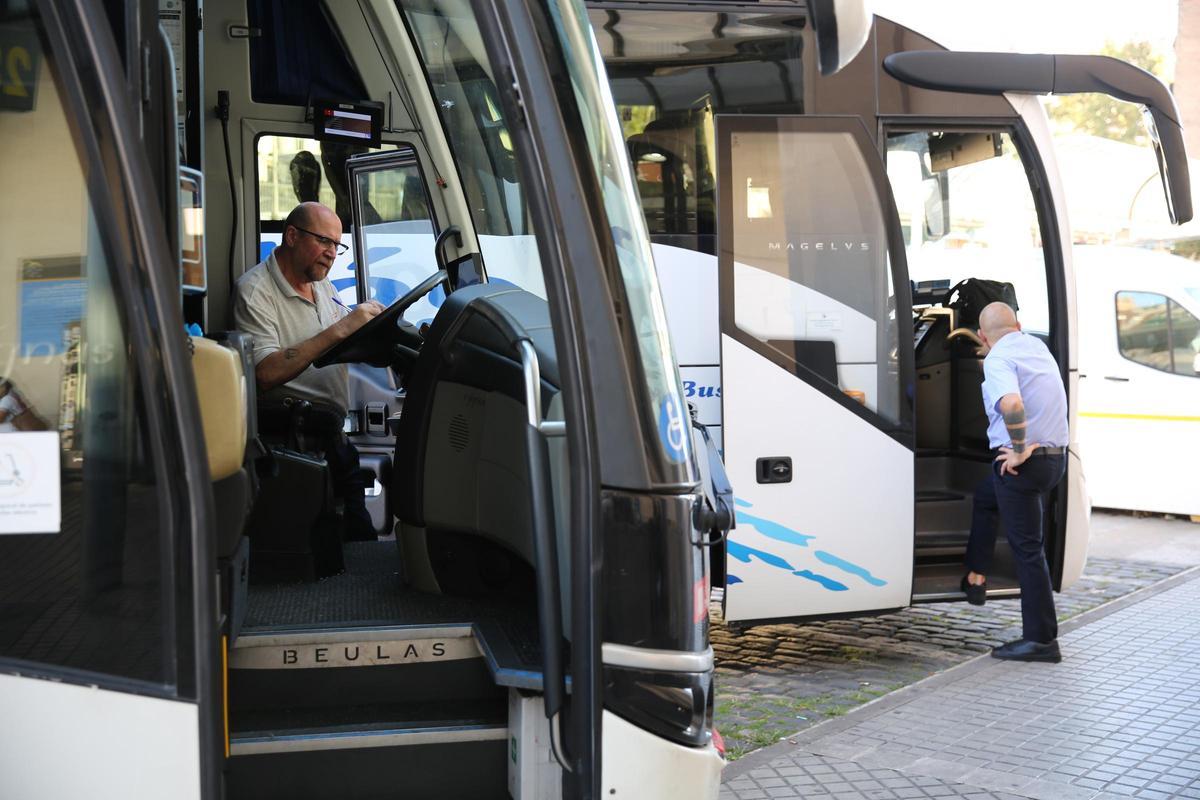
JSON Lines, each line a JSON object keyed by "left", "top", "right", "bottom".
{"left": 721, "top": 568, "right": 1200, "bottom": 799}
{"left": 714, "top": 557, "right": 1184, "bottom": 759}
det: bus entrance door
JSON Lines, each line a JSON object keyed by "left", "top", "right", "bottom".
{"left": 716, "top": 115, "right": 916, "bottom": 624}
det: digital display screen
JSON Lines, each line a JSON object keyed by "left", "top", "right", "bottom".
{"left": 323, "top": 108, "right": 371, "bottom": 140}
{"left": 312, "top": 100, "right": 383, "bottom": 148}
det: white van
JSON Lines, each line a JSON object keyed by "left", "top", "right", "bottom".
{"left": 1072, "top": 246, "right": 1200, "bottom": 518}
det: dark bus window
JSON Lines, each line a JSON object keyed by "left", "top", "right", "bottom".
{"left": 590, "top": 8, "right": 806, "bottom": 253}
{"left": 247, "top": 0, "right": 368, "bottom": 106}
{"left": 0, "top": 9, "right": 171, "bottom": 685}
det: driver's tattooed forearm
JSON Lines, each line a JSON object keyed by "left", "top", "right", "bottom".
{"left": 284, "top": 348, "right": 298, "bottom": 360}
{"left": 1003, "top": 407, "right": 1028, "bottom": 453}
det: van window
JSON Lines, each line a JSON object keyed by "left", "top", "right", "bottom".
{"left": 1115, "top": 291, "right": 1199, "bottom": 376}
{"left": 0, "top": 9, "right": 171, "bottom": 685}
{"left": 1169, "top": 299, "right": 1200, "bottom": 376}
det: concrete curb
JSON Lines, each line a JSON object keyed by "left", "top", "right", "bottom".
{"left": 722, "top": 562, "right": 1200, "bottom": 778}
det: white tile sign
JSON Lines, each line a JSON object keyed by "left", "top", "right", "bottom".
{"left": 0, "top": 432, "right": 61, "bottom": 534}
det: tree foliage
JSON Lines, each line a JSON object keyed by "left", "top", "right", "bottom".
{"left": 1047, "top": 41, "right": 1166, "bottom": 145}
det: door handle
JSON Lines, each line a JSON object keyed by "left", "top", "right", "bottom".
{"left": 1103, "top": 376, "right": 1130, "bottom": 382}
{"left": 756, "top": 457, "right": 792, "bottom": 484}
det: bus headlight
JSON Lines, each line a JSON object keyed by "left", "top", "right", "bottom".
{"left": 603, "top": 664, "right": 714, "bottom": 747}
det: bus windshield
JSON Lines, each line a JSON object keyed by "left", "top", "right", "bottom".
{"left": 548, "top": 0, "right": 693, "bottom": 471}
{"left": 402, "top": 0, "right": 693, "bottom": 472}
{"left": 401, "top": 0, "right": 544, "bottom": 291}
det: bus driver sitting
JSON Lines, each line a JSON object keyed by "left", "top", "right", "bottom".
{"left": 234, "top": 201, "right": 384, "bottom": 541}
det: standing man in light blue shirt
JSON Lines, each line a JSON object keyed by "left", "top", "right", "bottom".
{"left": 962, "top": 302, "right": 1069, "bottom": 663}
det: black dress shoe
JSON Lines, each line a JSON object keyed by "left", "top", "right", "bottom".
{"left": 991, "top": 639, "right": 1062, "bottom": 663}
{"left": 960, "top": 575, "right": 986, "bottom": 606}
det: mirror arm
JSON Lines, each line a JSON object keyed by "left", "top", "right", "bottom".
{"left": 883, "top": 51, "right": 1192, "bottom": 224}
{"left": 435, "top": 225, "right": 464, "bottom": 289}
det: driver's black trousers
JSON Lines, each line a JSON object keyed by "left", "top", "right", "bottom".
{"left": 323, "top": 433, "right": 375, "bottom": 542}
{"left": 258, "top": 400, "right": 375, "bottom": 542}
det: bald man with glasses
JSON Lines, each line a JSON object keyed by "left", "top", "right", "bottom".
{"left": 235, "top": 201, "right": 385, "bottom": 542}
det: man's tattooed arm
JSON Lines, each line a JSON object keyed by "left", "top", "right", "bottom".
{"left": 1000, "top": 396, "right": 1028, "bottom": 454}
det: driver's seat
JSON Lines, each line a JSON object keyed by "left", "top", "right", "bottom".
{"left": 393, "top": 282, "right": 560, "bottom": 593}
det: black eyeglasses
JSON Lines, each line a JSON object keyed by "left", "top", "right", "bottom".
{"left": 291, "top": 225, "right": 349, "bottom": 256}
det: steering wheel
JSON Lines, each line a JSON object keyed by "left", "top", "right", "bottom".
{"left": 315, "top": 269, "right": 448, "bottom": 368}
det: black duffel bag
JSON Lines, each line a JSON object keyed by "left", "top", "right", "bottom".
{"left": 944, "top": 278, "right": 1019, "bottom": 330}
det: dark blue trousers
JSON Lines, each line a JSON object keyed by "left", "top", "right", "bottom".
{"left": 964, "top": 453, "right": 1066, "bottom": 644}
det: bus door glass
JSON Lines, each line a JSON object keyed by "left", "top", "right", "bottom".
{"left": 345, "top": 149, "right": 442, "bottom": 323}
{"left": 717, "top": 116, "right": 915, "bottom": 623}
{"left": 0, "top": 5, "right": 201, "bottom": 796}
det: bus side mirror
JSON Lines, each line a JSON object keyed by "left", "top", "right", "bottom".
{"left": 883, "top": 51, "right": 1193, "bottom": 224}
{"left": 923, "top": 174, "right": 948, "bottom": 240}
{"left": 808, "top": 0, "right": 873, "bottom": 77}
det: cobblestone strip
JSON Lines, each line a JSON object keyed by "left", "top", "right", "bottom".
{"left": 720, "top": 570, "right": 1200, "bottom": 799}
{"left": 713, "top": 558, "right": 1184, "bottom": 761}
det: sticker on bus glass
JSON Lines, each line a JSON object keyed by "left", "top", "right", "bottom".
{"left": 0, "top": 432, "right": 61, "bottom": 534}
{"left": 658, "top": 393, "right": 688, "bottom": 465}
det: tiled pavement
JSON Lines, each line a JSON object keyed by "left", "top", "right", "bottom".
{"left": 714, "top": 558, "right": 1184, "bottom": 759}
{"left": 720, "top": 568, "right": 1200, "bottom": 799}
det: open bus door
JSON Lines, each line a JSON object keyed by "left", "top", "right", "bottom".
{"left": 0, "top": 1, "right": 222, "bottom": 797}
{"left": 880, "top": 48, "right": 1194, "bottom": 596}
{"left": 716, "top": 115, "right": 916, "bottom": 624}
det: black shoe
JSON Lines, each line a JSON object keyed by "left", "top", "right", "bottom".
{"left": 960, "top": 575, "right": 986, "bottom": 606}
{"left": 991, "top": 639, "right": 1062, "bottom": 663}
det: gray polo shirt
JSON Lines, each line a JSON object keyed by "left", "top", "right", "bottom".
{"left": 233, "top": 251, "right": 350, "bottom": 416}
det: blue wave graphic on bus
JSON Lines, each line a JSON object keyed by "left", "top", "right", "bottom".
{"left": 730, "top": 499, "right": 887, "bottom": 591}
{"left": 793, "top": 570, "right": 849, "bottom": 591}
{"left": 816, "top": 551, "right": 887, "bottom": 587}
{"left": 726, "top": 542, "right": 849, "bottom": 592}
{"left": 734, "top": 498, "right": 815, "bottom": 548}
{"left": 726, "top": 541, "right": 794, "bottom": 571}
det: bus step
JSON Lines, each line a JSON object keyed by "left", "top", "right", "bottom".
{"left": 227, "top": 704, "right": 509, "bottom": 800}
{"left": 228, "top": 625, "right": 502, "bottom": 713}
{"left": 915, "top": 491, "right": 974, "bottom": 533}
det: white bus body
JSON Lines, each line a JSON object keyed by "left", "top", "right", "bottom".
{"left": 591, "top": 8, "right": 1191, "bottom": 624}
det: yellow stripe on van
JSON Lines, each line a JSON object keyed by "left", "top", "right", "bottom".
{"left": 1079, "top": 412, "right": 1200, "bottom": 422}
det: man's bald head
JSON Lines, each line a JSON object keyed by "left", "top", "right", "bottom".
{"left": 978, "top": 302, "right": 1020, "bottom": 342}
{"left": 284, "top": 201, "right": 337, "bottom": 233}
